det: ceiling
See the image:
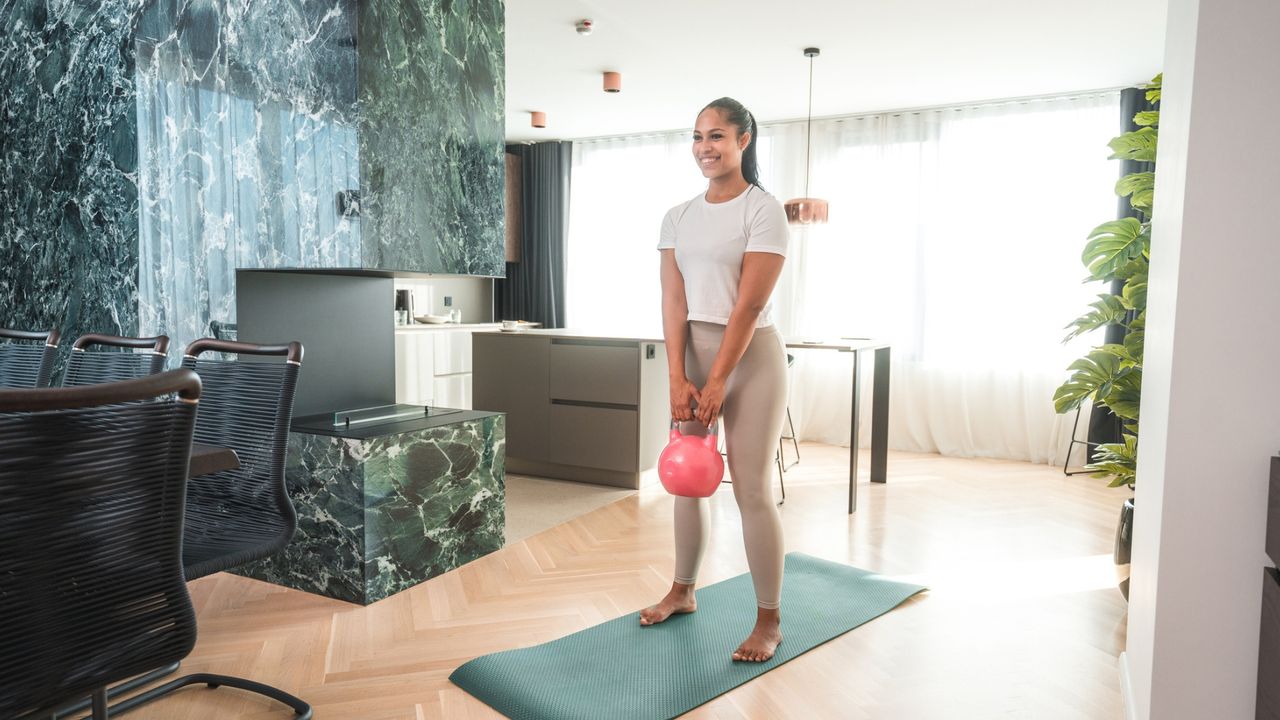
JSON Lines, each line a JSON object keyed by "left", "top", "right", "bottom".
{"left": 504, "top": 0, "right": 1167, "bottom": 142}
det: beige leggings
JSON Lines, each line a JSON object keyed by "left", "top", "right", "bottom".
{"left": 674, "top": 321, "right": 788, "bottom": 609}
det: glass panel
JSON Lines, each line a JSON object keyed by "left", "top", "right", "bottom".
{"left": 332, "top": 403, "right": 461, "bottom": 427}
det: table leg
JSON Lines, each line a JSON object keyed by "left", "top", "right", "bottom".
{"left": 871, "top": 346, "right": 891, "bottom": 483}
{"left": 849, "top": 349, "right": 861, "bottom": 514}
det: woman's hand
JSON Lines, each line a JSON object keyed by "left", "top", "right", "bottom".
{"left": 670, "top": 376, "right": 701, "bottom": 422}
{"left": 695, "top": 377, "right": 726, "bottom": 427}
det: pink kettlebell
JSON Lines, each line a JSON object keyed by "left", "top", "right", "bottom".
{"left": 658, "top": 419, "right": 724, "bottom": 498}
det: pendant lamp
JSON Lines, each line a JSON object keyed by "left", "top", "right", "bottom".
{"left": 784, "top": 47, "right": 829, "bottom": 225}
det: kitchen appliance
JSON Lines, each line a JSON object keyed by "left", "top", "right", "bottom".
{"left": 394, "top": 289, "right": 415, "bottom": 325}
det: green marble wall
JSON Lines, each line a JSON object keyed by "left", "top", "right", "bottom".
{"left": 0, "top": 0, "right": 143, "bottom": 345}
{"left": 238, "top": 414, "right": 505, "bottom": 605}
{"left": 2, "top": 0, "right": 506, "bottom": 358}
{"left": 358, "top": 0, "right": 506, "bottom": 276}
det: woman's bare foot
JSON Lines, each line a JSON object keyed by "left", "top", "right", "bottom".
{"left": 639, "top": 581, "right": 697, "bottom": 625}
{"left": 732, "top": 608, "right": 782, "bottom": 662}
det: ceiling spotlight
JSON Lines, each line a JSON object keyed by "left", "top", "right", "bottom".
{"left": 575, "top": 19, "right": 594, "bottom": 35}
{"left": 530, "top": 111, "right": 547, "bottom": 129}
{"left": 603, "top": 71, "right": 621, "bottom": 93}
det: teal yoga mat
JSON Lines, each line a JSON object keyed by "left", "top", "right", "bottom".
{"left": 449, "top": 553, "right": 926, "bottom": 720}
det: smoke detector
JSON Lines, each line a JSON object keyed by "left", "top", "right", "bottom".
{"left": 575, "top": 19, "right": 594, "bottom": 36}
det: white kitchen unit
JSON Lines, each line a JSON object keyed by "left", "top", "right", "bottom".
{"left": 394, "top": 323, "right": 497, "bottom": 409}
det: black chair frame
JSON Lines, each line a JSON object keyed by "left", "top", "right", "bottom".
{"left": 91, "top": 338, "right": 311, "bottom": 719}
{"left": 62, "top": 333, "right": 169, "bottom": 387}
{"left": 1, "top": 370, "right": 202, "bottom": 720}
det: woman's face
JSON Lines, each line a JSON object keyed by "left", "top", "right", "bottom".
{"left": 692, "top": 108, "right": 749, "bottom": 181}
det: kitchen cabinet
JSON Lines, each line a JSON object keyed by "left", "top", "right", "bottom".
{"left": 473, "top": 330, "right": 669, "bottom": 489}
{"left": 395, "top": 325, "right": 491, "bottom": 409}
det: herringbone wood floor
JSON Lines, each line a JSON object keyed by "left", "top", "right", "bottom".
{"left": 117, "top": 446, "right": 1128, "bottom": 719}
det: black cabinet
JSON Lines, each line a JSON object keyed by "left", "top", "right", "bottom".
{"left": 1258, "top": 458, "right": 1280, "bottom": 719}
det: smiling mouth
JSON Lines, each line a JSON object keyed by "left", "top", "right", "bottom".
{"left": 699, "top": 157, "right": 719, "bottom": 166}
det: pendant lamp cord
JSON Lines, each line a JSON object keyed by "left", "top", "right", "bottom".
{"left": 804, "top": 53, "right": 814, "bottom": 199}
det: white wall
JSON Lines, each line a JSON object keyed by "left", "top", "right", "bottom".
{"left": 1126, "top": 0, "right": 1280, "bottom": 717}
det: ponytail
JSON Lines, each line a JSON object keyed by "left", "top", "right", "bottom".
{"left": 742, "top": 111, "right": 761, "bottom": 188}
{"left": 701, "top": 97, "right": 763, "bottom": 190}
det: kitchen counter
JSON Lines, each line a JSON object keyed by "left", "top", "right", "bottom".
{"left": 473, "top": 331, "right": 668, "bottom": 488}
{"left": 473, "top": 327, "right": 662, "bottom": 343}
{"left": 397, "top": 322, "right": 503, "bottom": 331}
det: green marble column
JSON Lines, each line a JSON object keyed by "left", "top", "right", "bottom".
{"left": 358, "top": 0, "right": 506, "bottom": 276}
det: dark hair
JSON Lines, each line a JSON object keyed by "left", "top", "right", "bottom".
{"left": 700, "top": 97, "right": 762, "bottom": 189}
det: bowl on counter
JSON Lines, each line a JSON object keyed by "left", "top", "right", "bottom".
{"left": 414, "top": 314, "right": 452, "bottom": 324}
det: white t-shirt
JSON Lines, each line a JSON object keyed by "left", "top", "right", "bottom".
{"left": 657, "top": 185, "right": 789, "bottom": 327}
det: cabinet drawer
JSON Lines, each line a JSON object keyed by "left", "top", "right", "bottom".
{"left": 394, "top": 333, "right": 435, "bottom": 405}
{"left": 433, "top": 374, "right": 472, "bottom": 410}
{"left": 548, "top": 341, "right": 639, "bottom": 406}
{"left": 434, "top": 330, "right": 473, "bottom": 375}
{"left": 546, "top": 403, "right": 638, "bottom": 473}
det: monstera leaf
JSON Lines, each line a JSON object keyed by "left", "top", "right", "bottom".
{"left": 1063, "top": 294, "right": 1128, "bottom": 343}
{"left": 1122, "top": 279, "right": 1148, "bottom": 312}
{"left": 1124, "top": 329, "right": 1145, "bottom": 365}
{"left": 1083, "top": 218, "right": 1148, "bottom": 281}
{"left": 1101, "top": 367, "right": 1142, "bottom": 421}
{"left": 1116, "top": 171, "right": 1155, "bottom": 214}
{"left": 1108, "top": 127, "right": 1158, "bottom": 163}
{"left": 1054, "top": 350, "right": 1124, "bottom": 413}
{"left": 1133, "top": 110, "right": 1160, "bottom": 127}
{"left": 1088, "top": 434, "right": 1139, "bottom": 488}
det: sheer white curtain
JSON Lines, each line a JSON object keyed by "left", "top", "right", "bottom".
{"left": 567, "top": 92, "right": 1119, "bottom": 465}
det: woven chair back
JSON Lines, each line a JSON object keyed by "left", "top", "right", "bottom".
{"left": 0, "top": 370, "right": 201, "bottom": 719}
{"left": 180, "top": 339, "right": 302, "bottom": 579}
{"left": 62, "top": 333, "right": 169, "bottom": 387}
{"left": 0, "top": 328, "right": 59, "bottom": 389}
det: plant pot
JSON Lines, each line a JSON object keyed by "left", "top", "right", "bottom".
{"left": 1114, "top": 497, "right": 1134, "bottom": 601}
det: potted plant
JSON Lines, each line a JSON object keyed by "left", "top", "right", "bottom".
{"left": 1054, "top": 73, "right": 1161, "bottom": 600}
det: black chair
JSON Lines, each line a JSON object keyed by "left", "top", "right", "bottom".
{"left": 208, "top": 320, "right": 238, "bottom": 342}
{"left": 104, "top": 338, "right": 311, "bottom": 719}
{"left": 0, "top": 327, "right": 60, "bottom": 388}
{"left": 774, "top": 353, "right": 800, "bottom": 505}
{"left": 0, "top": 370, "right": 202, "bottom": 720}
{"left": 62, "top": 333, "right": 169, "bottom": 387}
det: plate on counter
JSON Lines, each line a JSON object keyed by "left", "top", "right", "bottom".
{"left": 499, "top": 321, "right": 537, "bottom": 332}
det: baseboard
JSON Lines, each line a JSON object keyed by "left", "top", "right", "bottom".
{"left": 507, "top": 457, "right": 640, "bottom": 489}
{"left": 1119, "top": 651, "right": 1136, "bottom": 720}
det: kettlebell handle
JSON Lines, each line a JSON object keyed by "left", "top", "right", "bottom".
{"left": 670, "top": 418, "right": 719, "bottom": 436}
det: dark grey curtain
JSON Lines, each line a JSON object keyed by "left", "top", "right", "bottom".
{"left": 496, "top": 141, "right": 571, "bottom": 328}
{"left": 1086, "top": 87, "right": 1156, "bottom": 448}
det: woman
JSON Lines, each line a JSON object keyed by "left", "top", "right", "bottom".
{"left": 641, "top": 97, "right": 790, "bottom": 663}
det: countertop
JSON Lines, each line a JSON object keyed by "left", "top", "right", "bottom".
{"left": 474, "top": 327, "right": 889, "bottom": 351}
{"left": 396, "top": 322, "right": 503, "bottom": 331}
{"left": 396, "top": 321, "right": 542, "bottom": 332}
{"left": 292, "top": 408, "right": 502, "bottom": 439}
{"left": 473, "top": 327, "right": 665, "bottom": 343}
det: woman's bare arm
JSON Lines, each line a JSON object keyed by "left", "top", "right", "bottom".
{"left": 661, "top": 249, "right": 701, "bottom": 421}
